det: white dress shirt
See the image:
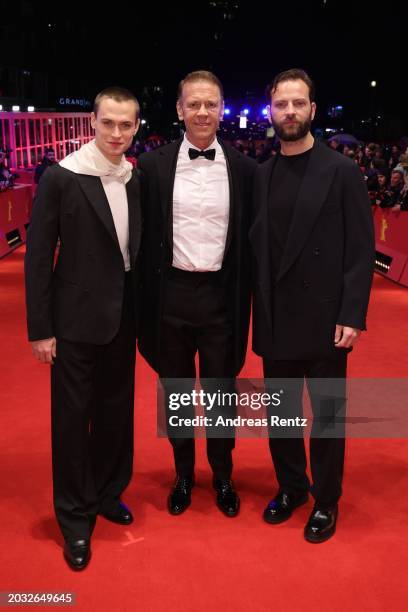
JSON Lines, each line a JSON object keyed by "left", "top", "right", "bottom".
{"left": 172, "top": 134, "right": 230, "bottom": 272}
{"left": 101, "top": 176, "right": 130, "bottom": 271}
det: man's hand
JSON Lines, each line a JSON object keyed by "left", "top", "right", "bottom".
{"left": 334, "top": 325, "right": 361, "bottom": 349}
{"left": 30, "top": 337, "right": 57, "bottom": 364}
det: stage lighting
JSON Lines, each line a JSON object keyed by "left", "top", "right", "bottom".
{"left": 12, "top": 106, "right": 20, "bottom": 112}
{"left": 224, "top": 108, "right": 231, "bottom": 115}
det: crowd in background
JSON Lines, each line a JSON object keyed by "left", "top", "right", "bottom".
{"left": 327, "top": 139, "right": 408, "bottom": 212}
{"left": 2, "top": 135, "right": 408, "bottom": 215}
{"left": 124, "top": 135, "right": 408, "bottom": 213}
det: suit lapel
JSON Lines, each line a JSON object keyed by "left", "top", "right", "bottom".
{"left": 76, "top": 174, "right": 120, "bottom": 250}
{"left": 156, "top": 139, "right": 183, "bottom": 246}
{"left": 250, "top": 156, "right": 278, "bottom": 272}
{"left": 218, "top": 140, "right": 236, "bottom": 257}
{"left": 126, "top": 171, "right": 141, "bottom": 267}
{"left": 276, "top": 141, "right": 337, "bottom": 282}
{"left": 250, "top": 157, "right": 278, "bottom": 334}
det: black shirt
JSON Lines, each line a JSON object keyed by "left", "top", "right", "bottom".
{"left": 268, "top": 148, "right": 312, "bottom": 280}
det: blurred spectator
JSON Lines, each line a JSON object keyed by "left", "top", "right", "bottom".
{"left": 380, "top": 168, "right": 404, "bottom": 208}
{"left": 328, "top": 138, "right": 343, "bottom": 154}
{"left": 362, "top": 143, "right": 376, "bottom": 168}
{"left": 0, "top": 148, "right": 15, "bottom": 190}
{"left": 368, "top": 170, "right": 390, "bottom": 207}
{"left": 393, "top": 153, "right": 408, "bottom": 176}
{"left": 388, "top": 145, "right": 401, "bottom": 170}
{"left": 34, "top": 148, "right": 56, "bottom": 184}
{"left": 390, "top": 168, "right": 408, "bottom": 212}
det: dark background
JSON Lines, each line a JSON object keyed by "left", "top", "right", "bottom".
{"left": 0, "top": 0, "right": 406, "bottom": 139}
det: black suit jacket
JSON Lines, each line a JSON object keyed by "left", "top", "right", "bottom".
{"left": 25, "top": 164, "right": 142, "bottom": 344}
{"left": 250, "top": 140, "right": 375, "bottom": 360}
{"left": 137, "top": 138, "right": 256, "bottom": 375}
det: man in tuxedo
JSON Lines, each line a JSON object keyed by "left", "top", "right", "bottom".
{"left": 138, "top": 71, "right": 255, "bottom": 517}
{"left": 250, "top": 69, "right": 374, "bottom": 543}
{"left": 25, "top": 87, "right": 142, "bottom": 569}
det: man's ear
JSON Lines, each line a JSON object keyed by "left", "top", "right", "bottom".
{"left": 134, "top": 118, "right": 141, "bottom": 135}
{"left": 176, "top": 100, "right": 184, "bottom": 122}
{"left": 266, "top": 105, "right": 272, "bottom": 125}
{"left": 311, "top": 101, "right": 317, "bottom": 121}
{"left": 219, "top": 100, "right": 225, "bottom": 121}
{"left": 90, "top": 112, "right": 96, "bottom": 130}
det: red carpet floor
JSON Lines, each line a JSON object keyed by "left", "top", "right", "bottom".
{"left": 1, "top": 247, "right": 408, "bottom": 611}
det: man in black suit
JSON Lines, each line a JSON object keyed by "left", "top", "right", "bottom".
{"left": 25, "top": 87, "right": 142, "bottom": 569}
{"left": 250, "top": 69, "right": 374, "bottom": 543}
{"left": 138, "top": 71, "right": 255, "bottom": 517}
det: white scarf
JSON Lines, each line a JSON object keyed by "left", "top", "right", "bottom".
{"left": 59, "top": 139, "right": 132, "bottom": 184}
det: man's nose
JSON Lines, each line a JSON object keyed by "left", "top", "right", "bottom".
{"left": 112, "top": 125, "right": 121, "bottom": 137}
{"left": 197, "top": 103, "right": 209, "bottom": 115}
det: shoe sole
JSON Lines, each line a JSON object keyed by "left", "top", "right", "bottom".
{"left": 263, "top": 495, "right": 309, "bottom": 525}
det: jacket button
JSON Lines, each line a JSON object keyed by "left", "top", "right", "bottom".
{"left": 313, "top": 248, "right": 320, "bottom": 256}
{"left": 157, "top": 268, "right": 161, "bottom": 274}
{"left": 303, "top": 281, "right": 310, "bottom": 289}
{"left": 160, "top": 242, "right": 163, "bottom": 248}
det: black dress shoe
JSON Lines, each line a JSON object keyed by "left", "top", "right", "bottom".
{"left": 63, "top": 539, "right": 91, "bottom": 571}
{"left": 168, "top": 476, "right": 194, "bottom": 515}
{"left": 100, "top": 501, "right": 133, "bottom": 525}
{"left": 213, "top": 479, "right": 240, "bottom": 517}
{"left": 304, "top": 504, "right": 338, "bottom": 543}
{"left": 263, "top": 490, "right": 309, "bottom": 524}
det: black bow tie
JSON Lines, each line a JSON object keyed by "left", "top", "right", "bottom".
{"left": 188, "top": 148, "right": 216, "bottom": 161}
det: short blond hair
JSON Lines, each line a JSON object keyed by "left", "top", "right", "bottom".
{"left": 93, "top": 86, "right": 140, "bottom": 120}
{"left": 177, "top": 70, "right": 224, "bottom": 100}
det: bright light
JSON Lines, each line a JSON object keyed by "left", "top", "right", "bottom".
{"left": 27, "top": 106, "right": 35, "bottom": 112}
{"left": 224, "top": 108, "right": 231, "bottom": 115}
{"left": 370, "top": 80, "right": 377, "bottom": 88}
{"left": 0, "top": 105, "right": 3, "bottom": 111}
{"left": 141, "top": 119, "right": 147, "bottom": 125}
{"left": 12, "top": 105, "right": 20, "bottom": 112}
{"left": 239, "top": 116, "right": 247, "bottom": 129}
{"left": 262, "top": 108, "right": 268, "bottom": 116}
{"left": 243, "top": 108, "right": 249, "bottom": 115}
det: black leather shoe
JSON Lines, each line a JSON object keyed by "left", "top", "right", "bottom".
{"left": 100, "top": 501, "right": 133, "bottom": 525}
{"left": 168, "top": 476, "right": 194, "bottom": 515}
{"left": 263, "top": 490, "right": 308, "bottom": 524}
{"left": 213, "top": 479, "right": 240, "bottom": 517}
{"left": 63, "top": 539, "right": 91, "bottom": 571}
{"left": 304, "top": 504, "right": 338, "bottom": 543}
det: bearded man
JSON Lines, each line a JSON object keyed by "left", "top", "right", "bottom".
{"left": 250, "top": 69, "right": 374, "bottom": 543}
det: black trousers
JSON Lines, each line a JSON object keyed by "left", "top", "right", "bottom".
{"left": 51, "top": 273, "right": 136, "bottom": 541}
{"left": 159, "top": 267, "right": 236, "bottom": 480}
{"left": 263, "top": 351, "right": 347, "bottom": 508}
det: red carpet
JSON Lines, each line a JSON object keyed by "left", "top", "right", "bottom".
{"left": 1, "top": 247, "right": 407, "bottom": 611}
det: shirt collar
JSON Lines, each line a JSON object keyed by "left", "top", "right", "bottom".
{"left": 182, "top": 134, "right": 220, "bottom": 154}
